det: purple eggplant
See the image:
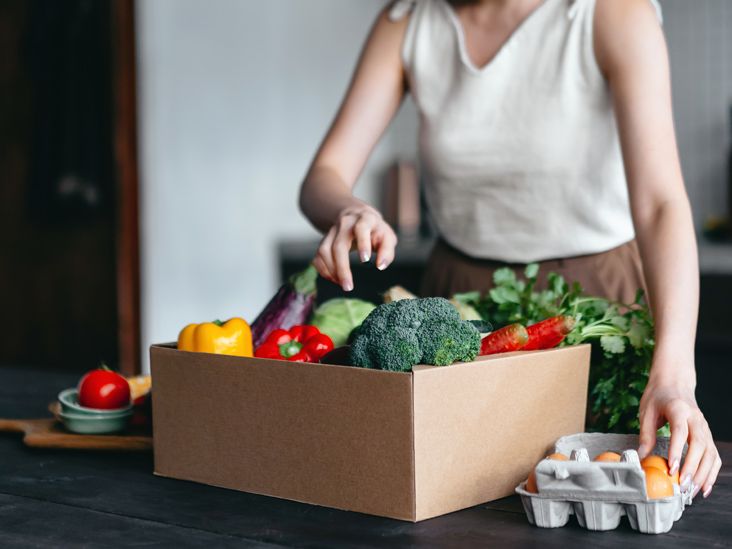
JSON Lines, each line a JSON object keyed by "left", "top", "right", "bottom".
{"left": 251, "top": 265, "right": 318, "bottom": 348}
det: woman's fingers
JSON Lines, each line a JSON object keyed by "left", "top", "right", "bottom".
{"left": 374, "top": 227, "right": 398, "bottom": 271}
{"left": 314, "top": 208, "right": 398, "bottom": 290}
{"left": 353, "top": 216, "right": 374, "bottom": 264}
{"left": 315, "top": 228, "right": 337, "bottom": 282}
{"left": 637, "top": 404, "right": 659, "bottom": 459}
{"left": 702, "top": 455, "right": 722, "bottom": 498}
{"left": 332, "top": 217, "right": 356, "bottom": 291}
{"left": 667, "top": 408, "right": 689, "bottom": 478}
{"left": 693, "top": 444, "right": 717, "bottom": 498}
{"left": 677, "top": 418, "right": 702, "bottom": 492}
{"left": 312, "top": 256, "right": 333, "bottom": 284}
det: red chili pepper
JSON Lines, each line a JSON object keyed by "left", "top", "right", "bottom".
{"left": 254, "top": 325, "right": 334, "bottom": 362}
{"left": 523, "top": 316, "right": 575, "bottom": 351}
{"left": 480, "top": 323, "right": 529, "bottom": 356}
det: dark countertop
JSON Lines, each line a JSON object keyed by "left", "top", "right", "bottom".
{"left": 0, "top": 366, "right": 730, "bottom": 548}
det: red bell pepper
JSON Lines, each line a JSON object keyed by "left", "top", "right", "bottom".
{"left": 254, "top": 325, "right": 334, "bottom": 363}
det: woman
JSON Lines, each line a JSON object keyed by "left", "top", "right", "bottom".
{"left": 299, "top": 0, "right": 721, "bottom": 497}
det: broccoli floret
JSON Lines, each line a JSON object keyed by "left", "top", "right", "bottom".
{"left": 419, "top": 318, "right": 481, "bottom": 366}
{"left": 349, "top": 297, "right": 480, "bottom": 371}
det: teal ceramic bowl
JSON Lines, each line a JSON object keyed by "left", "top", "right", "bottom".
{"left": 57, "top": 408, "right": 133, "bottom": 434}
{"left": 58, "top": 388, "right": 132, "bottom": 417}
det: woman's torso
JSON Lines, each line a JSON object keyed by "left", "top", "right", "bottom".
{"left": 390, "top": 0, "right": 660, "bottom": 263}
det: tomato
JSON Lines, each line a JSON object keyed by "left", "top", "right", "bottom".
{"left": 77, "top": 369, "right": 131, "bottom": 409}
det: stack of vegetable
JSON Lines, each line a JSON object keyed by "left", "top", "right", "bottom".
{"left": 174, "top": 262, "right": 654, "bottom": 434}
{"left": 453, "top": 264, "right": 655, "bottom": 433}
{"left": 176, "top": 266, "right": 374, "bottom": 364}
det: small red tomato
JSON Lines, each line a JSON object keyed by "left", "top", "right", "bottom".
{"left": 78, "top": 369, "right": 131, "bottom": 410}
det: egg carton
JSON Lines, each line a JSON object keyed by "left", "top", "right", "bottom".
{"left": 515, "top": 433, "right": 693, "bottom": 534}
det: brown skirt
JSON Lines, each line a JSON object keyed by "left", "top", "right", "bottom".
{"left": 421, "top": 239, "right": 647, "bottom": 304}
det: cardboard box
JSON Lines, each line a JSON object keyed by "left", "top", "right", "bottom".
{"left": 151, "top": 343, "right": 590, "bottom": 521}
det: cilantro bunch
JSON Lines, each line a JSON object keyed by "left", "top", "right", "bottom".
{"left": 453, "top": 264, "right": 656, "bottom": 433}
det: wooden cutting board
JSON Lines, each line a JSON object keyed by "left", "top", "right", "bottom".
{"left": 0, "top": 404, "right": 152, "bottom": 451}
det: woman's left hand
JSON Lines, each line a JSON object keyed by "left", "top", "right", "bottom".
{"left": 638, "top": 378, "right": 722, "bottom": 499}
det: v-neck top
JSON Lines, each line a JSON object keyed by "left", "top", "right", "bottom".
{"left": 389, "top": 0, "right": 662, "bottom": 263}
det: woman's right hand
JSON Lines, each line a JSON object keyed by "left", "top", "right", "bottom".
{"left": 312, "top": 205, "right": 398, "bottom": 292}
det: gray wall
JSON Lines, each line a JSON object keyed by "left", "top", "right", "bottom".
{"left": 662, "top": 0, "right": 732, "bottom": 222}
{"left": 136, "top": 0, "right": 730, "bottom": 371}
{"left": 136, "top": 0, "right": 416, "bottom": 370}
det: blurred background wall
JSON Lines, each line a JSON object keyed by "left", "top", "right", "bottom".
{"left": 135, "top": 0, "right": 732, "bottom": 371}
{"left": 663, "top": 0, "right": 732, "bottom": 221}
{"left": 136, "top": 0, "right": 417, "bottom": 370}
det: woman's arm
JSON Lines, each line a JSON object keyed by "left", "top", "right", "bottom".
{"left": 299, "top": 7, "right": 409, "bottom": 291}
{"left": 595, "top": 0, "right": 721, "bottom": 498}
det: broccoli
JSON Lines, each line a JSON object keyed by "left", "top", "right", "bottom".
{"left": 349, "top": 297, "right": 481, "bottom": 371}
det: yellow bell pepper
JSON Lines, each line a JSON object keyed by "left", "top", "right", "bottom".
{"left": 177, "top": 318, "right": 253, "bottom": 357}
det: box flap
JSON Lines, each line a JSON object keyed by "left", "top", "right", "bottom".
{"left": 151, "top": 345, "right": 417, "bottom": 521}
{"left": 412, "top": 345, "right": 591, "bottom": 521}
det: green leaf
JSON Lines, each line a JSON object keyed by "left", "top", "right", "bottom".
{"left": 452, "top": 291, "right": 481, "bottom": 305}
{"left": 524, "top": 263, "right": 539, "bottom": 280}
{"left": 493, "top": 268, "right": 516, "bottom": 286}
{"left": 600, "top": 335, "right": 626, "bottom": 354}
{"left": 611, "top": 316, "right": 630, "bottom": 331}
{"left": 489, "top": 286, "right": 520, "bottom": 305}
{"left": 628, "top": 319, "right": 650, "bottom": 349}
{"left": 608, "top": 410, "right": 621, "bottom": 428}
{"left": 630, "top": 380, "right": 647, "bottom": 392}
{"left": 547, "top": 273, "right": 566, "bottom": 295}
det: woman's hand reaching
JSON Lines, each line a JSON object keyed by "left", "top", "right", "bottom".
{"left": 638, "top": 377, "right": 722, "bottom": 499}
{"left": 312, "top": 205, "right": 398, "bottom": 292}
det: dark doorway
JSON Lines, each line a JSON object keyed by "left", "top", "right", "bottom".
{"left": 0, "top": 0, "right": 140, "bottom": 374}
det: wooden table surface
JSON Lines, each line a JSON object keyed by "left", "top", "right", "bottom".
{"left": 0, "top": 366, "right": 729, "bottom": 548}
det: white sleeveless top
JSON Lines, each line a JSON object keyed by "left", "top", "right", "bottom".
{"left": 389, "top": 0, "right": 662, "bottom": 263}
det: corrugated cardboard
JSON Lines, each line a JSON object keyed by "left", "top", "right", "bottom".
{"left": 151, "top": 343, "right": 590, "bottom": 521}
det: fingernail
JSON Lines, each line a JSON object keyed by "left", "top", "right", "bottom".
{"left": 681, "top": 474, "right": 692, "bottom": 490}
{"left": 360, "top": 252, "right": 370, "bottom": 263}
{"left": 669, "top": 459, "right": 680, "bottom": 475}
{"left": 343, "top": 280, "right": 353, "bottom": 292}
{"left": 692, "top": 483, "right": 700, "bottom": 498}
{"left": 703, "top": 486, "right": 712, "bottom": 498}
{"left": 377, "top": 261, "right": 387, "bottom": 271}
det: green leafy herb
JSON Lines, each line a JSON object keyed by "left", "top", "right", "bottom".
{"left": 457, "top": 265, "right": 655, "bottom": 433}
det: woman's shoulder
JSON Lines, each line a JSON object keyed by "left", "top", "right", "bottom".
{"left": 388, "top": 0, "right": 417, "bottom": 22}
{"left": 592, "top": 0, "right": 663, "bottom": 27}
{"left": 387, "top": 0, "right": 441, "bottom": 22}
{"left": 593, "top": 0, "right": 665, "bottom": 76}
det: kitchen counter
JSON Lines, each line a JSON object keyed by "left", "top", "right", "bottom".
{"left": 0, "top": 366, "right": 730, "bottom": 548}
